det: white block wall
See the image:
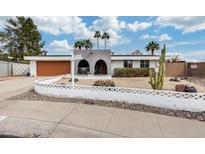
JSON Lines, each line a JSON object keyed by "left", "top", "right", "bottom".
{"left": 35, "top": 77, "right": 205, "bottom": 112}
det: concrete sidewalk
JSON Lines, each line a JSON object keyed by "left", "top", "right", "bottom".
{"left": 1, "top": 100, "right": 205, "bottom": 137}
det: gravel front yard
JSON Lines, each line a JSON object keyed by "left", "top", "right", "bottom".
{"left": 54, "top": 77, "right": 205, "bottom": 93}
{"left": 187, "top": 77, "right": 205, "bottom": 87}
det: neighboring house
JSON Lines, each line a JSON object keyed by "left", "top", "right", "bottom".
{"left": 129, "top": 49, "right": 143, "bottom": 55}
{"left": 24, "top": 50, "right": 171, "bottom": 78}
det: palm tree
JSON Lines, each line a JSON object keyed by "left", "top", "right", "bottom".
{"left": 172, "top": 54, "right": 180, "bottom": 62}
{"left": 145, "top": 41, "right": 160, "bottom": 56}
{"left": 94, "top": 31, "right": 101, "bottom": 49}
{"left": 73, "top": 40, "right": 83, "bottom": 50}
{"left": 83, "top": 39, "right": 93, "bottom": 50}
{"left": 102, "top": 32, "right": 110, "bottom": 50}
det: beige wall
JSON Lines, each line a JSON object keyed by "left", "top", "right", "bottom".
{"left": 165, "top": 62, "right": 187, "bottom": 77}
{"left": 188, "top": 62, "right": 205, "bottom": 77}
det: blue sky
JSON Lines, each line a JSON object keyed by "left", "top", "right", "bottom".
{"left": 1, "top": 16, "right": 205, "bottom": 62}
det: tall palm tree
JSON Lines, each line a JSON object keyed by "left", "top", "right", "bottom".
{"left": 73, "top": 40, "right": 83, "bottom": 50}
{"left": 102, "top": 32, "right": 110, "bottom": 50}
{"left": 83, "top": 39, "right": 93, "bottom": 50}
{"left": 145, "top": 41, "right": 160, "bottom": 55}
{"left": 94, "top": 31, "right": 101, "bottom": 49}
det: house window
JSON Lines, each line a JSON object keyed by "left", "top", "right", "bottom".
{"left": 140, "top": 60, "right": 149, "bottom": 68}
{"left": 124, "top": 60, "right": 133, "bottom": 68}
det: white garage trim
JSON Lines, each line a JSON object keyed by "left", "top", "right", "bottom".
{"left": 24, "top": 56, "right": 72, "bottom": 61}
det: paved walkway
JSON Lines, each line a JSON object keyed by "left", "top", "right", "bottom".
{"left": 1, "top": 77, "right": 205, "bottom": 137}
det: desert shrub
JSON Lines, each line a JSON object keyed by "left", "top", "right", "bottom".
{"left": 93, "top": 80, "right": 115, "bottom": 87}
{"left": 126, "top": 68, "right": 137, "bottom": 77}
{"left": 113, "top": 68, "right": 127, "bottom": 77}
{"left": 114, "top": 68, "right": 149, "bottom": 77}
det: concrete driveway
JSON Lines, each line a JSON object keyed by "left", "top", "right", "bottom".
{"left": 0, "top": 77, "right": 36, "bottom": 100}
{"left": 1, "top": 77, "right": 205, "bottom": 137}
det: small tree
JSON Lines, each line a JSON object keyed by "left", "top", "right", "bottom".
{"left": 149, "top": 44, "right": 166, "bottom": 90}
{"left": 74, "top": 40, "right": 83, "bottom": 50}
{"left": 83, "top": 39, "right": 93, "bottom": 50}
{"left": 74, "top": 40, "right": 93, "bottom": 50}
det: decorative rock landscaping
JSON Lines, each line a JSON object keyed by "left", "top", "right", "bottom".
{"left": 175, "top": 84, "right": 197, "bottom": 93}
{"left": 9, "top": 90, "right": 205, "bottom": 122}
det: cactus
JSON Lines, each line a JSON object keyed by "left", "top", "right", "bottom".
{"left": 149, "top": 44, "right": 166, "bottom": 90}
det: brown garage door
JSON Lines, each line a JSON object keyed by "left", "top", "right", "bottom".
{"left": 37, "top": 61, "right": 71, "bottom": 76}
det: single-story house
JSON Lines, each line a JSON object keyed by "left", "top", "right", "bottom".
{"left": 24, "top": 50, "right": 171, "bottom": 78}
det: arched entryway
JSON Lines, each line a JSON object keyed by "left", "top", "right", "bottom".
{"left": 94, "top": 60, "right": 107, "bottom": 74}
{"left": 78, "top": 59, "right": 90, "bottom": 74}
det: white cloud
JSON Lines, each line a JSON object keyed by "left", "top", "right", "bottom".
{"left": 183, "top": 50, "right": 205, "bottom": 61}
{"left": 92, "top": 16, "right": 126, "bottom": 32}
{"left": 159, "top": 33, "right": 172, "bottom": 41}
{"left": 34, "top": 16, "right": 130, "bottom": 47}
{"left": 32, "top": 16, "right": 93, "bottom": 39}
{"left": 156, "top": 16, "right": 205, "bottom": 33}
{"left": 167, "top": 40, "right": 205, "bottom": 48}
{"left": 127, "top": 21, "right": 152, "bottom": 32}
{"left": 167, "top": 41, "right": 191, "bottom": 48}
{"left": 91, "top": 17, "right": 131, "bottom": 47}
{"left": 48, "top": 40, "right": 72, "bottom": 54}
{"left": 91, "top": 17, "right": 153, "bottom": 46}
{"left": 140, "top": 33, "right": 172, "bottom": 41}
{"left": 105, "top": 29, "right": 130, "bottom": 46}
{"left": 140, "top": 34, "right": 158, "bottom": 40}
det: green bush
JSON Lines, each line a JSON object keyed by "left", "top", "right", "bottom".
{"left": 93, "top": 80, "right": 115, "bottom": 87}
{"left": 114, "top": 68, "right": 150, "bottom": 77}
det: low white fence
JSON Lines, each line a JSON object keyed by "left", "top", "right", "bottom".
{"left": 34, "top": 77, "right": 205, "bottom": 112}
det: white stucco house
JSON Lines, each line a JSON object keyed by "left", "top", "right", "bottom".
{"left": 24, "top": 49, "right": 171, "bottom": 78}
